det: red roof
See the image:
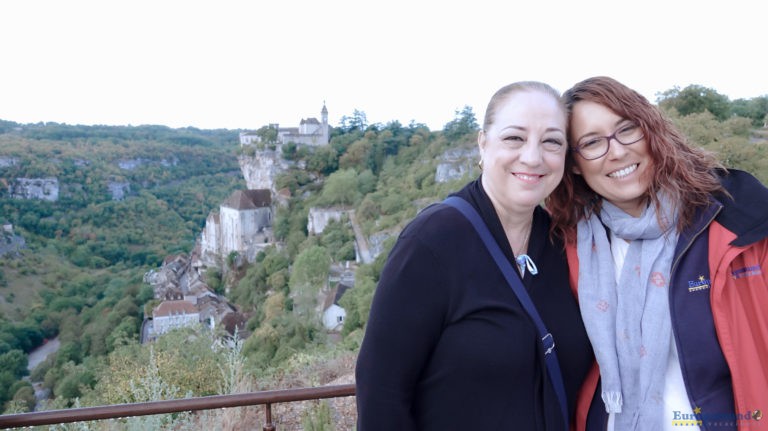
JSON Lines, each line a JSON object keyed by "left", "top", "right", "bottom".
{"left": 153, "top": 300, "right": 198, "bottom": 317}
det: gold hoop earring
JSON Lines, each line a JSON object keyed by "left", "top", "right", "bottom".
{"left": 478, "top": 159, "right": 484, "bottom": 170}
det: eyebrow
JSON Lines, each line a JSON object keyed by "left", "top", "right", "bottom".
{"left": 574, "top": 118, "right": 630, "bottom": 142}
{"left": 500, "top": 125, "right": 565, "bottom": 134}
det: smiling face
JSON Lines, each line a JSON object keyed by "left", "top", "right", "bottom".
{"left": 478, "top": 90, "right": 567, "bottom": 217}
{"left": 570, "top": 100, "right": 652, "bottom": 216}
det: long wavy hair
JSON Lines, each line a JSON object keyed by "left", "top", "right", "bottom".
{"left": 546, "top": 76, "right": 726, "bottom": 243}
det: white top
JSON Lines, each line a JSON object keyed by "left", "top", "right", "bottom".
{"left": 607, "top": 232, "right": 700, "bottom": 431}
{"left": 663, "top": 340, "right": 701, "bottom": 430}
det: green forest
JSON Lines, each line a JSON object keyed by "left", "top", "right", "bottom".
{"left": 0, "top": 85, "right": 766, "bottom": 428}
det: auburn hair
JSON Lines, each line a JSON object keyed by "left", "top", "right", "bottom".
{"left": 546, "top": 76, "right": 726, "bottom": 243}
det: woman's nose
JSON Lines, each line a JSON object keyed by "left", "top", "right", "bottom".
{"left": 606, "top": 136, "right": 629, "bottom": 159}
{"left": 519, "top": 140, "right": 543, "bottom": 164}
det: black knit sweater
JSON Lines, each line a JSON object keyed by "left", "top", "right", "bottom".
{"left": 355, "top": 177, "right": 593, "bottom": 430}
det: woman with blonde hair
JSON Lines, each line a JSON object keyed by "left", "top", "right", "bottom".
{"left": 356, "top": 81, "right": 594, "bottom": 430}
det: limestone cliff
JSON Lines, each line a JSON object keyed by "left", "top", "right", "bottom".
{"left": 434, "top": 147, "right": 479, "bottom": 183}
{"left": 9, "top": 177, "right": 59, "bottom": 201}
{"left": 238, "top": 151, "right": 294, "bottom": 192}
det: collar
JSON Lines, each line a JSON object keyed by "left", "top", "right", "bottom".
{"left": 713, "top": 169, "right": 768, "bottom": 247}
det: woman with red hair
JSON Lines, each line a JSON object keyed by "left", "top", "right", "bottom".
{"left": 547, "top": 76, "right": 768, "bottom": 431}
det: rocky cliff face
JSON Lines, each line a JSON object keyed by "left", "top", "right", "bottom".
{"left": 117, "top": 157, "right": 178, "bottom": 170}
{"left": 108, "top": 181, "right": 131, "bottom": 200}
{"left": 434, "top": 148, "right": 478, "bottom": 183}
{"left": 238, "top": 151, "right": 294, "bottom": 191}
{"left": 9, "top": 177, "right": 59, "bottom": 201}
{"left": 0, "top": 157, "right": 18, "bottom": 168}
{"left": 0, "top": 228, "right": 26, "bottom": 258}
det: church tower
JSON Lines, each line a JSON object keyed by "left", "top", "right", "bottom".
{"left": 321, "top": 102, "right": 329, "bottom": 144}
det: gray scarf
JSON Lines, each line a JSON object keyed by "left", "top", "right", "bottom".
{"left": 576, "top": 197, "right": 678, "bottom": 430}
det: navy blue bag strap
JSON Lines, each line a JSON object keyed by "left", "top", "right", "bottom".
{"left": 443, "top": 196, "right": 569, "bottom": 430}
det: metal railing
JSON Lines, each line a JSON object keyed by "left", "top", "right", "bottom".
{"left": 0, "top": 383, "right": 356, "bottom": 430}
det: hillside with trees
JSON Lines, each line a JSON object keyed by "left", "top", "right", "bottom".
{"left": 0, "top": 122, "right": 243, "bottom": 412}
{"left": 0, "top": 85, "right": 766, "bottom": 428}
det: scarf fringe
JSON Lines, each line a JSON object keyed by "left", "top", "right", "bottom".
{"left": 602, "top": 391, "right": 623, "bottom": 413}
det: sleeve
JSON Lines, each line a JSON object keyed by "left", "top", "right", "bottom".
{"left": 355, "top": 230, "right": 449, "bottom": 430}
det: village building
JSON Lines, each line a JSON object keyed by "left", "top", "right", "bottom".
{"left": 239, "top": 103, "right": 330, "bottom": 147}
{"left": 142, "top": 252, "right": 243, "bottom": 343}
{"left": 149, "top": 300, "right": 202, "bottom": 338}
{"left": 322, "top": 282, "right": 351, "bottom": 331}
{"left": 307, "top": 207, "right": 348, "bottom": 235}
{"left": 200, "top": 189, "right": 273, "bottom": 264}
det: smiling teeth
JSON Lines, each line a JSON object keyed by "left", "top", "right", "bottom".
{"left": 515, "top": 173, "right": 540, "bottom": 181}
{"left": 608, "top": 164, "right": 638, "bottom": 179}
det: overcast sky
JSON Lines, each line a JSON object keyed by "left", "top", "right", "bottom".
{"left": 1, "top": 0, "right": 764, "bottom": 131}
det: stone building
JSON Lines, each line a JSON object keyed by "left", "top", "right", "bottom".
{"left": 239, "top": 103, "right": 330, "bottom": 147}
{"left": 200, "top": 189, "right": 273, "bottom": 263}
{"left": 307, "top": 207, "right": 348, "bottom": 235}
{"left": 150, "top": 300, "right": 201, "bottom": 337}
{"left": 142, "top": 250, "right": 244, "bottom": 343}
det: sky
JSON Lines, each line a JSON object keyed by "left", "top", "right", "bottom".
{"left": 1, "top": 0, "right": 765, "bottom": 132}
